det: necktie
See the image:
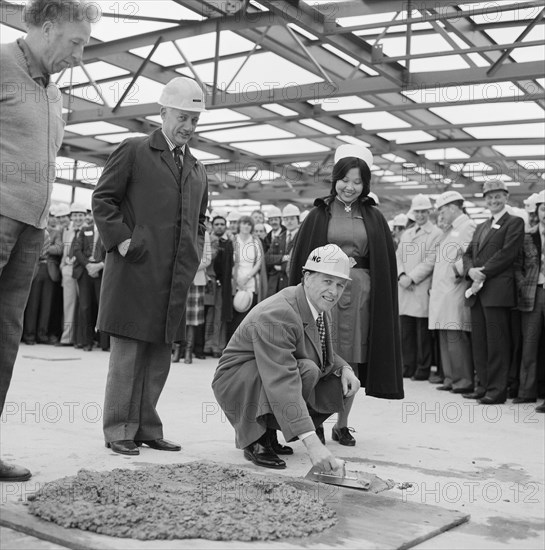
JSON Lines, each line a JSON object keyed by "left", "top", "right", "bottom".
{"left": 479, "top": 217, "right": 493, "bottom": 246}
{"left": 316, "top": 313, "right": 327, "bottom": 367}
{"left": 286, "top": 232, "right": 292, "bottom": 247}
{"left": 173, "top": 146, "right": 183, "bottom": 173}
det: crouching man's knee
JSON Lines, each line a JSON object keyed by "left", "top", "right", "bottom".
{"left": 296, "top": 359, "right": 321, "bottom": 400}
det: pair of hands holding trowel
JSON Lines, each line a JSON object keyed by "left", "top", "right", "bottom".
{"left": 303, "top": 435, "right": 345, "bottom": 474}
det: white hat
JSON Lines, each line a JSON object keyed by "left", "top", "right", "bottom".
{"left": 524, "top": 193, "right": 539, "bottom": 212}
{"left": 435, "top": 190, "right": 464, "bottom": 209}
{"left": 368, "top": 191, "right": 379, "bottom": 205}
{"left": 407, "top": 209, "right": 416, "bottom": 221}
{"left": 55, "top": 204, "right": 70, "bottom": 217}
{"left": 303, "top": 244, "right": 352, "bottom": 281}
{"left": 227, "top": 210, "right": 241, "bottom": 222}
{"left": 205, "top": 209, "right": 211, "bottom": 218}
{"left": 393, "top": 213, "right": 408, "bottom": 227}
{"left": 534, "top": 189, "right": 545, "bottom": 206}
{"left": 233, "top": 289, "right": 253, "bottom": 313}
{"left": 69, "top": 202, "right": 87, "bottom": 214}
{"left": 282, "top": 204, "right": 300, "bottom": 218}
{"left": 334, "top": 144, "right": 373, "bottom": 169}
{"left": 483, "top": 180, "right": 508, "bottom": 195}
{"left": 158, "top": 77, "right": 206, "bottom": 113}
{"left": 300, "top": 210, "right": 309, "bottom": 222}
{"left": 410, "top": 194, "right": 432, "bottom": 210}
{"left": 267, "top": 206, "right": 282, "bottom": 219}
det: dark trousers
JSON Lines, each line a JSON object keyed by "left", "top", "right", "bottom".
{"left": 519, "top": 286, "right": 545, "bottom": 399}
{"left": 23, "top": 262, "right": 52, "bottom": 343}
{"left": 76, "top": 270, "right": 101, "bottom": 347}
{"left": 470, "top": 297, "right": 511, "bottom": 401}
{"left": 400, "top": 315, "right": 433, "bottom": 377}
{"left": 47, "top": 278, "right": 63, "bottom": 340}
{"left": 0, "top": 215, "right": 44, "bottom": 414}
{"left": 227, "top": 293, "right": 258, "bottom": 342}
{"left": 103, "top": 337, "right": 172, "bottom": 443}
{"left": 509, "top": 309, "right": 523, "bottom": 396}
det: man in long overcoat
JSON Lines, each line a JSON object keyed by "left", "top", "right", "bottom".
{"left": 93, "top": 77, "right": 208, "bottom": 455}
{"left": 212, "top": 245, "right": 360, "bottom": 471}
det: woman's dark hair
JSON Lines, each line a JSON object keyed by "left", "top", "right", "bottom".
{"left": 329, "top": 157, "right": 371, "bottom": 198}
{"left": 237, "top": 215, "right": 255, "bottom": 233}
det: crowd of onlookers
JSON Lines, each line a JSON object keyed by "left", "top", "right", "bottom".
{"left": 26, "top": 186, "right": 545, "bottom": 414}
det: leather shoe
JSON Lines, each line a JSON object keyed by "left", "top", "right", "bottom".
{"left": 512, "top": 397, "right": 536, "bottom": 404}
{"left": 194, "top": 352, "right": 206, "bottom": 360}
{"left": 535, "top": 402, "right": 545, "bottom": 413}
{"left": 403, "top": 367, "right": 415, "bottom": 378}
{"left": 436, "top": 385, "right": 452, "bottom": 391}
{"left": 135, "top": 438, "right": 181, "bottom": 451}
{"left": 268, "top": 429, "right": 293, "bottom": 455}
{"left": 463, "top": 391, "right": 486, "bottom": 399}
{"left": 451, "top": 387, "right": 473, "bottom": 394}
{"left": 315, "top": 425, "right": 325, "bottom": 445}
{"left": 478, "top": 397, "right": 506, "bottom": 405}
{"left": 0, "top": 459, "right": 31, "bottom": 482}
{"left": 106, "top": 440, "right": 139, "bottom": 455}
{"left": 212, "top": 351, "right": 222, "bottom": 358}
{"left": 243, "top": 441, "right": 286, "bottom": 469}
{"left": 411, "top": 371, "right": 430, "bottom": 381}
{"left": 332, "top": 425, "right": 356, "bottom": 446}
{"left": 428, "top": 374, "right": 443, "bottom": 384}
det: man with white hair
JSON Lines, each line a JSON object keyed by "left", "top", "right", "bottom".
{"left": 0, "top": 0, "right": 93, "bottom": 481}
{"left": 396, "top": 194, "right": 443, "bottom": 380}
{"left": 93, "top": 77, "right": 208, "bottom": 455}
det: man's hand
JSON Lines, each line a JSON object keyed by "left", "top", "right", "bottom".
{"left": 86, "top": 262, "right": 103, "bottom": 278}
{"left": 468, "top": 267, "right": 486, "bottom": 283}
{"left": 117, "top": 238, "right": 131, "bottom": 257}
{"left": 398, "top": 274, "right": 414, "bottom": 289}
{"left": 303, "top": 434, "right": 343, "bottom": 472}
{"left": 341, "top": 366, "right": 360, "bottom": 398}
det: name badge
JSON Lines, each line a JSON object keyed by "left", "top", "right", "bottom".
{"left": 84, "top": 231, "right": 93, "bottom": 236}
{"left": 451, "top": 231, "right": 459, "bottom": 237}
{"left": 492, "top": 224, "right": 501, "bottom": 229}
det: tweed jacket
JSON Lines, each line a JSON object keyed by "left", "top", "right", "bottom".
{"left": 515, "top": 225, "right": 543, "bottom": 312}
{"left": 212, "top": 284, "right": 347, "bottom": 448}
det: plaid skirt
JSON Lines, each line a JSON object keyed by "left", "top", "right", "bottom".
{"left": 186, "top": 284, "right": 205, "bottom": 326}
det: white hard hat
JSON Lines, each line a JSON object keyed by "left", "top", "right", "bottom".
{"left": 227, "top": 210, "right": 241, "bottom": 222}
{"left": 483, "top": 180, "right": 508, "bottom": 195}
{"left": 303, "top": 244, "right": 352, "bottom": 281}
{"left": 393, "top": 213, "right": 408, "bottom": 227}
{"left": 407, "top": 209, "right": 416, "bottom": 221}
{"left": 534, "top": 190, "right": 545, "bottom": 206}
{"left": 387, "top": 220, "right": 394, "bottom": 231}
{"left": 368, "top": 191, "right": 379, "bottom": 205}
{"left": 55, "top": 204, "right": 70, "bottom": 217}
{"left": 233, "top": 289, "right": 253, "bottom": 313}
{"left": 410, "top": 194, "right": 432, "bottom": 211}
{"left": 300, "top": 210, "right": 309, "bottom": 222}
{"left": 435, "top": 190, "right": 464, "bottom": 209}
{"left": 158, "top": 77, "right": 206, "bottom": 113}
{"left": 282, "top": 204, "right": 300, "bottom": 218}
{"left": 69, "top": 202, "right": 87, "bottom": 214}
{"left": 334, "top": 144, "right": 373, "bottom": 169}
{"left": 524, "top": 193, "right": 539, "bottom": 212}
{"left": 267, "top": 206, "right": 282, "bottom": 219}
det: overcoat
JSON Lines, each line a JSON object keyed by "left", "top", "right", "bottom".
{"left": 264, "top": 228, "right": 288, "bottom": 296}
{"left": 428, "top": 214, "right": 476, "bottom": 331}
{"left": 396, "top": 220, "right": 443, "bottom": 318}
{"left": 288, "top": 196, "right": 404, "bottom": 400}
{"left": 515, "top": 226, "right": 542, "bottom": 312}
{"left": 463, "top": 212, "right": 524, "bottom": 308}
{"left": 92, "top": 129, "right": 208, "bottom": 343}
{"left": 212, "top": 284, "right": 346, "bottom": 449}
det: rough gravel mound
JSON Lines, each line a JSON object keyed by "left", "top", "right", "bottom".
{"left": 27, "top": 462, "right": 337, "bottom": 541}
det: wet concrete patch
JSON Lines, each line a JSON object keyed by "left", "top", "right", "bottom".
{"left": 462, "top": 516, "right": 544, "bottom": 543}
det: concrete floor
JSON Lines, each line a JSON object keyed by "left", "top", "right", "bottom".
{"left": 0, "top": 343, "right": 543, "bottom": 550}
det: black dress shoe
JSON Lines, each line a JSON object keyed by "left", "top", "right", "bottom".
{"left": 315, "top": 425, "right": 325, "bottom": 445}
{"left": 403, "top": 367, "right": 415, "bottom": 378}
{"left": 535, "top": 402, "right": 545, "bottom": 413}
{"left": 212, "top": 351, "right": 222, "bottom": 358}
{"left": 411, "top": 371, "right": 430, "bottom": 381}
{"left": 83, "top": 344, "right": 93, "bottom": 351}
{"left": 428, "top": 374, "right": 443, "bottom": 384}
{"left": 243, "top": 441, "right": 286, "bottom": 469}
{"left": 268, "top": 429, "right": 293, "bottom": 455}
{"left": 478, "top": 397, "right": 506, "bottom": 405}
{"left": 0, "top": 459, "right": 31, "bottom": 481}
{"left": 451, "top": 387, "right": 474, "bottom": 394}
{"left": 436, "top": 385, "right": 452, "bottom": 391}
{"left": 23, "top": 339, "right": 35, "bottom": 345}
{"left": 135, "top": 438, "right": 181, "bottom": 451}
{"left": 194, "top": 352, "right": 206, "bottom": 360}
{"left": 463, "top": 391, "right": 486, "bottom": 399}
{"left": 512, "top": 397, "right": 536, "bottom": 404}
{"left": 332, "top": 425, "right": 356, "bottom": 446}
{"left": 106, "top": 440, "right": 139, "bottom": 455}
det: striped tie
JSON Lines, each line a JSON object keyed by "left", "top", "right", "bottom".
{"left": 316, "top": 313, "right": 327, "bottom": 367}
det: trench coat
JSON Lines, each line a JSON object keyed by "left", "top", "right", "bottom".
{"left": 212, "top": 284, "right": 346, "bottom": 449}
{"left": 396, "top": 220, "right": 443, "bottom": 318}
{"left": 515, "top": 226, "right": 542, "bottom": 312}
{"left": 428, "top": 214, "right": 476, "bottom": 331}
{"left": 92, "top": 129, "right": 208, "bottom": 343}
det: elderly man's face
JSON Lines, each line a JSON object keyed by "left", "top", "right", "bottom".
{"left": 254, "top": 223, "right": 267, "bottom": 239}
{"left": 161, "top": 107, "right": 200, "bottom": 147}
{"left": 41, "top": 19, "right": 91, "bottom": 74}
{"left": 485, "top": 190, "right": 508, "bottom": 215}
{"left": 304, "top": 271, "right": 347, "bottom": 314}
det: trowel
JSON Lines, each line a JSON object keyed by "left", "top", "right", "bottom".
{"left": 305, "top": 461, "right": 372, "bottom": 490}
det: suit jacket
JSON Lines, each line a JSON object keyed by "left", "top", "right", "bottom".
{"left": 515, "top": 226, "right": 543, "bottom": 312}
{"left": 396, "top": 220, "right": 444, "bottom": 317}
{"left": 93, "top": 129, "right": 208, "bottom": 343}
{"left": 212, "top": 284, "right": 346, "bottom": 448}
{"left": 72, "top": 224, "right": 105, "bottom": 280}
{"left": 46, "top": 228, "right": 63, "bottom": 282}
{"left": 265, "top": 227, "right": 288, "bottom": 295}
{"left": 463, "top": 212, "right": 525, "bottom": 308}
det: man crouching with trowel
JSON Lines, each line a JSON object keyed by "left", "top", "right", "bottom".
{"left": 212, "top": 244, "right": 360, "bottom": 471}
